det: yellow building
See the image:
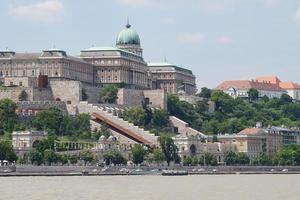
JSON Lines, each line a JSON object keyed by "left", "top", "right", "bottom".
{"left": 218, "top": 127, "right": 283, "bottom": 158}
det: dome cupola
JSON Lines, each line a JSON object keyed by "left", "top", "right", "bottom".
{"left": 116, "top": 20, "right": 143, "bottom": 56}
{"left": 116, "top": 23, "right": 141, "bottom": 46}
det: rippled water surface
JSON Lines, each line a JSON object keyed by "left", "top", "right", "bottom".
{"left": 1, "top": 175, "right": 300, "bottom": 200}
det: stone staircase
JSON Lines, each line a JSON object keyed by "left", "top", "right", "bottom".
{"left": 169, "top": 116, "right": 207, "bottom": 138}
{"left": 77, "top": 102, "right": 159, "bottom": 146}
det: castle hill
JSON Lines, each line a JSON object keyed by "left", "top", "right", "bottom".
{"left": 1, "top": 1, "right": 300, "bottom": 199}
{"left": 1, "top": 22, "right": 300, "bottom": 175}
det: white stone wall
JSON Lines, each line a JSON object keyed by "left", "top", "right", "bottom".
{"left": 143, "top": 89, "right": 167, "bottom": 109}
{"left": 117, "top": 88, "right": 167, "bottom": 109}
{"left": 117, "top": 88, "right": 144, "bottom": 106}
{"left": 0, "top": 87, "right": 34, "bottom": 101}
{"left": 49, "top": 80, "right": 81, "bottom": 105}
{"left": 286, "top": 89, "right": 300, "bottom": 101}
{"left": 82, "top": 83, "right": 101, "bottom": 103}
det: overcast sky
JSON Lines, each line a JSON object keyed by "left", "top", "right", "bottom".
{"left": 1, "top": 0, "right": 300, "bottom": 89}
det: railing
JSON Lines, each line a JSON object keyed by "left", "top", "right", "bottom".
{"left": 91, "top": 112, "right": 153, "bottom": 146}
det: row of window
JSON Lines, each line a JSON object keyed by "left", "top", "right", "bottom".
{"left": 0, "top": 70, "right": 35, "bottom": 77}
{"left": 95, "top": 60, "right": 119, "bottom": 65}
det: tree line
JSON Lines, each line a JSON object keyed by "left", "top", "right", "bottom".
{"left": 168, "top": 88, "right": 300, "bottom": 135}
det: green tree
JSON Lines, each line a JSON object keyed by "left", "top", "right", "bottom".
{"left": 247, "top": 88, "right": 259, "bottom": 102}
{"left": 224, "top": 151, "right": 237, "bottom": 166}
{"left": 236, "top": 153, "right": 250, "bottom": 165}
{"left": 58, "top": 154, "right": 69, "bottom": 165}
{"left": 103, "top": 151, "right": 126, "bottom": 165}
{"left": 159, "top": 135, "right": 179, "bottom": 166}
{"left": 131, "top": 144, "right": 146, "bottom": 165}
{"left": 280, "top": 93, "right": 293, "bottom": 104}
{"left": 123, "top": 106, "right": 146, "bottom": 126}
{"left": 274, "top": 145, "right": 300, "bottom": 166}
{"left": 32, "top": 108, "right": 64, "bottom": 135}
{"left": 34, "top": 137, "right": 55, "bottom": 153}
{"left": 100, "top": 84, "right": 119, "bottom": 103}
{"left": 153, "top": 148, "right": 165, "bottom": 164}
{"left": 199, "top": 152, "right": 218, "bottom": 166}
{"left": 99, "top": 122, "right": 112, "bottom": 138}
{"left": 183, "top": 156, "right": 193, "bottom": 166}
{"left": 252, "top": 153, "right": 273, "bottom": 166}
{"left": 75, "top": 113, "right": 91, "bottom": 133}
{"left": 0, "top": 140, "right": 17, "bottom": 163}
{"left": 0, "top": 99, "right": 17, "bottom": 133}
{"left": 198, "top": 87, "right": 212, "bottom": 98}
{"left": 80, "top": 150, "right": 94, "bottom": 165}
{"left": 18, "top": 90, "right": 28, "bottom": 101}
{"left": 282, "top": 103, "right": 300, "bottom": 120}
{"left": 43, "top": 149, "right": 58, "bottom": 165}
{"left": 68, "top": 154, "right": 78, "bottom": 164}
{"left": 28, "top": 149, "right": 43, "bottom": 165}
{"left": 151, "top": 109, "right": 169, "bottom": 128}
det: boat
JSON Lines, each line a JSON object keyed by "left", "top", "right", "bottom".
{"left": 162, "top": 170, "right": 188, "bottom": 176}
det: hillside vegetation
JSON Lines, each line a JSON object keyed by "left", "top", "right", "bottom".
{"left": 168, "top": 88, "right": 300, "bottom": 135}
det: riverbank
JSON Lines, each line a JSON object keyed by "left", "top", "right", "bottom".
{"left": 1, "top": 165, "right": 300, "bottom": 176}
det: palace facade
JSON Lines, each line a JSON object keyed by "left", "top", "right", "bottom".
{"left": 0, "top": 49, "right": 94, "bottom": 84}
{"left": 0, "top": 22, "right": 197, "bottom": 94}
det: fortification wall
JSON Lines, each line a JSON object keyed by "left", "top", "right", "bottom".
{"left": 49, "top": 80, "right": 81, "bottom": 105}
{"left": 17, "top": 101, "right": 67, "bottom": 112}
{"left": 32, "top": 88, "right": 53, "bottom": 101}
{"left": 143, "top": 89, "right": 167, "bottom": 109}
{"left": 117, "top": 88, "right": 144, "bottom": 107}
{"left": 0, "top": 87, "right": 34, "bottom": 101}
{"left": 117, "top": 88, "right": 167, "bottom": 109}
{"left": 82, "top": 83, "right": 100, "bottom": 103}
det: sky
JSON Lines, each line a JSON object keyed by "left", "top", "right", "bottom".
{"left": 1, "top": 0, "right": 300, "bottom": 89}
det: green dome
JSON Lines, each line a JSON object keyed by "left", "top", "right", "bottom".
{"left": 116, "top": 24, "right": 140, "bottom": 46}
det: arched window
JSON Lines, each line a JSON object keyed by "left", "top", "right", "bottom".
{"left": 190, "top": 144, "right": 197, "bottom": 156}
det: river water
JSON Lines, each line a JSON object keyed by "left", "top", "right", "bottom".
{"left": 0, "top": 175, "right": 299, "bottom": 200}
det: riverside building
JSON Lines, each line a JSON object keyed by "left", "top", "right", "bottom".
{"left": 217, "top": 124, "right": 300, "bottom": 158}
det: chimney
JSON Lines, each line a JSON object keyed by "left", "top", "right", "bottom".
{"left": 256, "top": 122, "right": 262, "bottom": 128}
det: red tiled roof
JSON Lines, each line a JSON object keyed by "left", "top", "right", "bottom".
{"left": 256, "top": 76, "right": 281, "bottom": 85}
{"left": 238, "top": 128, "right": 267, "bottom": 135}
{"left": 280, "top": 82, "right": 300, "bottom": 89}
{"left": 216, "top": 80, "right": 284, "bottom": 92}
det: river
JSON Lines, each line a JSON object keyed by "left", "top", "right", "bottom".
{"left": 0, "top": 175, "right": 299, "bottom": 200}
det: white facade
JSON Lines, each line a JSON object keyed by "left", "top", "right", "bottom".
{"left": 12, "top": 131, "right": 48, "bottom": 155}
{"left": 224, "top": 87, "right": 285, "bottom": 99}
{"left": 173, "top": 135, "right": 236, "bottom": 162}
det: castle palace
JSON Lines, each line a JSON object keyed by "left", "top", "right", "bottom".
{"left": 0, "top": 23, "right": 196, "bottom": 95}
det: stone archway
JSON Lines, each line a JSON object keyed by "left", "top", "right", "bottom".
{"left": 32, "top": 140, "right": 40, "bottom": 148}
{"left": 190, "top": 144, "right": 197, "bottom": 156}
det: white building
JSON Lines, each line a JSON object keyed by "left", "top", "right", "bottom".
{"left": 173, "top": 134, "right": 236, "bottom": 163}
{"left": 12, "top": 130, "right": 48, "bottom": 156}
{"left": 216, "top": 76, "right": 300, "bottom": 100}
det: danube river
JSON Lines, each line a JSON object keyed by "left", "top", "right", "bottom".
{"left": 1, "top": 175, "right": 299, "bottom": 200}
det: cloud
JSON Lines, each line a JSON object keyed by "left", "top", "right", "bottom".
{"left": 9, "top": 0, "right": 64, "bottom": 22}
{"left": 294, "top": 5, "right": 300, "bottom": 24}
{"left": 217, "top": 36, "right": 234, "bottom": 45}
{"left": 160, "top": 17, "right": 176, "bottom": 25}
{"left": 176, "top": 32, "right": 206, "bottom": 44}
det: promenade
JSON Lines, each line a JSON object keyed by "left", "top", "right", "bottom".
{"left": 1, "top": 165, "right": 300, "bottom": 177}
